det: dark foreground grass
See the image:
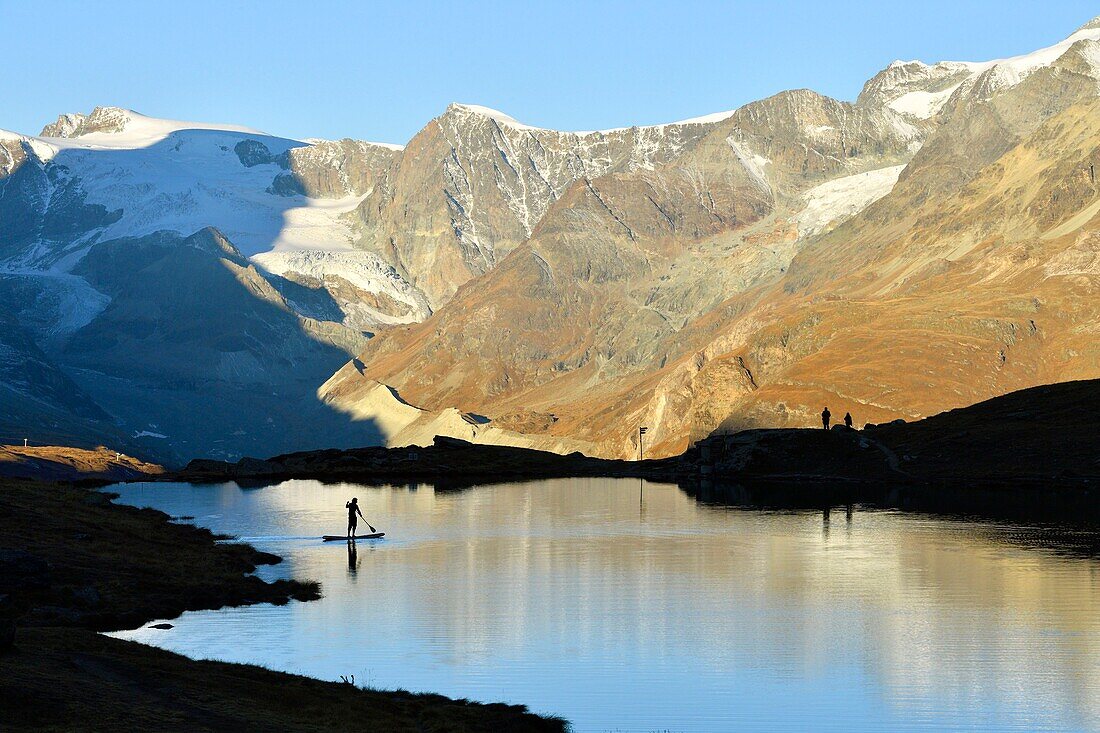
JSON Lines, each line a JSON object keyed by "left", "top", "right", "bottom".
{"left": 2, "top": 627, "right": 566, "bottom": 732}
{"left": 0, "top": 479, "right": 566, "bottom": 732}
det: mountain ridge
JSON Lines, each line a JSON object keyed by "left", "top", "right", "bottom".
{"left": 320, "top": 17, "right": 1100, "bottom": 459}
{"left": 3, "top": 17, "right": 1099, "bottom": 461}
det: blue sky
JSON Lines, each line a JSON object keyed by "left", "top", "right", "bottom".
{"left": 5, "top": 1, "right": 1098, "bottom": 145}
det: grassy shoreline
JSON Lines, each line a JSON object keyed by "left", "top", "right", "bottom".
{"left": 0, "top": 479, "right": 565, "bottom": 732}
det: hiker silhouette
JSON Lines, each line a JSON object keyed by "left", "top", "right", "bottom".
{"left": 821, "top": 407, "right": 831, "bottom": 430}
{"left": 844, "top": 412, "right": 853, "bottom": 428}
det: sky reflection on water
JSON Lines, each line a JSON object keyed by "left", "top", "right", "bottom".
{"left": 107, "top": 478, "right": 1100, "bottom": 732}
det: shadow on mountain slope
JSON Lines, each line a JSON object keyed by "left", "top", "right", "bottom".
{"left": 0, "top": 129, "right": 383, "bottom": 465}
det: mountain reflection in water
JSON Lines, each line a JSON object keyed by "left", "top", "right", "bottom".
{"left": 108, "top": 478, "right": 1100, "bottom": 732}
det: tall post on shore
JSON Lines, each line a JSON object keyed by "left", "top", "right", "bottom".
{"left": 23, "top": 438, "right": 28, "bottom": 448}
{"left": 638, "top": 426, "right": 648, "bottom": 462}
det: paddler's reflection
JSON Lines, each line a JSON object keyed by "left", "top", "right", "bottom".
{"left": 347, "top": 539, "right": 359, "bottom": 576}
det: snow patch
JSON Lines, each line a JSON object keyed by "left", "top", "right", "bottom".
{"left": 450, "top": 102, "right": 735, "bottom": 136}
{"left": 266, "top": 194, "right": 368, "bottom": 253}
{"left": 880, "top": 25, "right": 1100, "bottom": 111}
{"left": 450, "top": 104, "right": 540, "bottom": 131}
{"left": 726, "top": 137, "right": 771, "bottom": 192}
{"left": 253, "top": 248, "right": 431, "bottom": 325}
{"left": 25, "top": 138, "right": 58, "bottom": 162}
{"left": 887, "top": 83, "right": 962, "bottom": 119}
{"left": 0, "top": 267, "right": 112, "bottom": 344}
{"left": 797, "top": 165, "right": 906, "bottom": 236}
{"left": 909, "top": 25, "right": 1100, "bottom": 101}
{"left": 669, "top": 109, "right": 737, "bottom": 126}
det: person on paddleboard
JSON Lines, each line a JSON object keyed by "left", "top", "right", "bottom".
{"left": 346, "top": 497, "right": 365, "bottom": 538}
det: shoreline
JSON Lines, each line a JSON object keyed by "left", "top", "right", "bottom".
{"left": 0, "top": 478, "right": 565, "bottom": 732}
{"left": 157, "top": 380, "right": 1100, "bottom": 525}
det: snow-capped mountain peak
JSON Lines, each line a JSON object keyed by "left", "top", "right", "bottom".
{"left": 37, "top": 106, "right": 272, "bottom": 150}
{"left": 862, "top": 21, "right": 1100, "bottom": 119}
{"left": 1075, "top": 15, "right": 1100, "bottom": 33}
{"left": 962, "top": 23, "right": 1100, "bottom": 95}
{"left": 447, "top": 101, "right": 740, "bottom": 138}
{"left": 448, "top": 103, "right": 540, "bottom": 131}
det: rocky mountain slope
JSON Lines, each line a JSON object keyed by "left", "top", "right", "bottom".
{"left": 347, "top": 103, "right": 731, "bottom": 306}
{"left": 3, "top": 17, "right": 1099, "bottom": 462}
{"left": 322, "top": 17, "right": 1100, "bottom": 458}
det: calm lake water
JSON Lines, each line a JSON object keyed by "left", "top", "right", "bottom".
{"left": 106, "top": 478, "right": 1100, "bottom": 732}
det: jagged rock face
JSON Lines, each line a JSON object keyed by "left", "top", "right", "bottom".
{"left": 856, "top": 60, "right": 975, "bottom": 118}
{"left": 234, "top": 139, "right": 287, "bottom": 168}
{"left": 617, "top": 95, "right": 1100, "bottom": 457}
{"left": 39, "top": 113, "right": 86, "bottom": 138}
{"left": 349, "top": 104, "right": 720, "bottom": 306}
{"left": 719, "top": 89, "right": 923, "bottom": 196}
{"left": 345, "top": 91, "right": 921, "bottom": 308}
{"left": 325, "top": 18, "right": 1100, "bottom": 459}
{"left": 0, "top": 135, "right": 29, "bottom": 177}
{"left": 287, "top": 139, "right": 400, "bottom": 198}
{"left": 322, "top": 89, "right": 929, "bottom": 448}
{"left": 39, "top": 107, "right": 129, "bottom": 137}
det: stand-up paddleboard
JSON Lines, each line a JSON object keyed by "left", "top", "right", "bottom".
{"left": 322, "top": 533, "right": 384, "bottom": 541}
